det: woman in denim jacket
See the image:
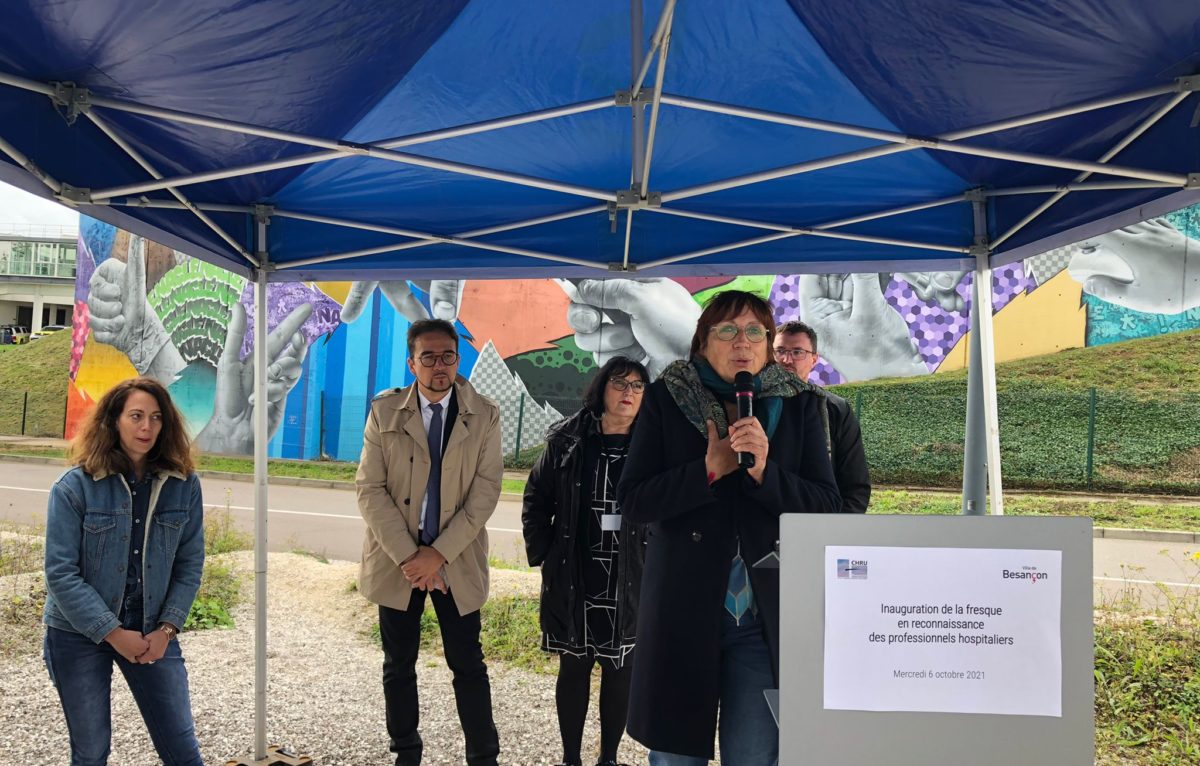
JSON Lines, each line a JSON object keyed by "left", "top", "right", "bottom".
{"left": 43, "top": 377, "right": 205, "bottom": 766}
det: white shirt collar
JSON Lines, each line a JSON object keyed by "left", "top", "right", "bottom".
{"left": 417, "top": 387, "right": 453, "bottom": 413}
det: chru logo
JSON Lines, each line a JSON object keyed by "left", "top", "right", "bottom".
{"left": 837, "top": 558, "right": 868, "bottom": 580}
{"left": 1002, "top": 566, "right": 1049, "bottom": 584}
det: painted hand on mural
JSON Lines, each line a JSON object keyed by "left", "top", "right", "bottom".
{"left": 895, "top": 270, "right": 969, "bottom": 313}
{"left": 799, "top": 273, "right": 927, "bottom": 381}
{"left": 194, "top": 302, "right": 313, "bottom": 454}
{"left": 566, "top": 278, "right": 700, "bottom": 379}
{"left": 1069, "top": 218, "right": 1200, "bottom": 314}
{"left": 86, "top": 236, "right": 187, "bottom": 383}
{"left": 340, "top": 280, "right": 466, "bottom": 323}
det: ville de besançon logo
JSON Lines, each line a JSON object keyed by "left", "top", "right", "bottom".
{"left": 837, "top": 558, "right": 868, "bottom": 580}
{"left": 1002, "top": 565, "right": 1049, "bottom": 584}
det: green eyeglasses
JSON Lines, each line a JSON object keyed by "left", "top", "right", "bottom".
{"left": 709, "top": 323, "right": 768, "bottom": 343}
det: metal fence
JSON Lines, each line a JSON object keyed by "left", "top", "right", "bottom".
{"left": 307, "top": 393, "right": 584, "bottom": 466}
{"left": 846, "top": 384, "right": 1200, "bottom": 493}
{"left": 0, "top": 390, "right": 67, "bottom": 438}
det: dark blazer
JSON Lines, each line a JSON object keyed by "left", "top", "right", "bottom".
{"left": 826, "top": 391, "right": 871, "bottom": 513}
{"left": 522, "top": 409, "right": 647, "bottom": 648}
{"left": 617, "top": 378, "right": 842, "bottom": 758}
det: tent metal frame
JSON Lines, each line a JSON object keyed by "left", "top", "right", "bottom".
{"left": 1, "top": 5, "right": 1197, "bottom": 759}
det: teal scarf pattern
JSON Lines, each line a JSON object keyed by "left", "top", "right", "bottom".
{"left": 660, "top": 357, "right": 830, "bottom": 452}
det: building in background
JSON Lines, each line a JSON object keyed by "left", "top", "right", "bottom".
{"left": 0, "top": 223, "right": 77, "bottom": 331}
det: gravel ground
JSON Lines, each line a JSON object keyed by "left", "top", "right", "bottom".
{"left": 0, "top": 552, "right": 650, "bottom": 765}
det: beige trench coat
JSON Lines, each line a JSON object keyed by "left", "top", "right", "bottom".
{"left": 356, "top": 376, "right": 503, "bottom": 616}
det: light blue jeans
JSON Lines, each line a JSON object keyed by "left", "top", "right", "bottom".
{"left": 648, "top": 616, "right": 778, "bottom": 766}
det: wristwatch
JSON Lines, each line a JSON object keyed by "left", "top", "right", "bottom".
{"left": 157, "top": 623, "right": 179, "bottom": 641}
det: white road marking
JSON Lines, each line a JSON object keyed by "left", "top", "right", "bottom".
{"left": 0, "top": 484, "right": 49, "bottom": 494}
{"left": 1093, "top": 575, "right": 1200, "bottom": 590}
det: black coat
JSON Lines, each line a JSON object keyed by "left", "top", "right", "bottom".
{"left": 522, "top": 409, "right": 646, "bottom": 649}
{"left": 826, "top": 391, "right": 871, "bottom": 513}
{"left": 617, "top": 379, "right": 842, "bottom": 758}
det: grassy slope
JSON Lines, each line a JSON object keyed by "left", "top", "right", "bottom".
{"left": 5, "top": 327, "right": 1197, "bottom": 490}
{"left": 0, "top": 331, "right": 71, "bottom": 436}
{"left": 834, "top": 330, "right": 1200, "bottom": 493}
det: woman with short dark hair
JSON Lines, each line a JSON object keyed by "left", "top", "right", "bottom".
{"left": 618, "top": 290, "right": 842, "bottom": 765}
{"left": 43, "top": 376, "right": 205, "bottom": 766}
{"left": 523, "top": 356, "right": 651, "bottom": 766}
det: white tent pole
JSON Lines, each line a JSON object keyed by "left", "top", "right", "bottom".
{"left": 0, "top": 133, "right": 63, "bottom": 193}
{"left": 56, "top": 96, "right": 615, "bottom": 203}
{"left": 631, "top": 0, "right": 677, "bottom": 97}
{"left": 991, "top": 91, "right": 1192, "bottom": 248}
{"left": 105, "top": 199, "right": 256, "bottom": 213}
{"left": 813, "top": 194, "right": 966, "bottom": 229}
{"left": 643, "top": 231, "right": 801, "bottom": 268}
{"left": 639, "top": 2, "right": 673, "bottom": 194}
{"left": 967, "top": 195, "right": 1005, "bottom": 515}
{"left": 630, "top": 0, "right": 646, "bottom": 184}
{"left": 270, "top": 206, "right": 606, "bottom": 269}
{"left": 645, "top": 207, "right": 969, "bottom": 252}
{"left": 665, "top": 128, "right": 1185, "bottom": 202}
{"left": 661, "top": 82, "right": 1193, "bottom": 202}
{"left": 664, "top": 81, "right": 1181, "bottom": 146}
{"left": 270, "top": 206, "right": 610, "bottom": 270}
{"left": 74, "top": 94, "right": 616, "bottom": 201}
{"left": 276, "top": 236, "right": 610, "bottom": 271}
{"left": 252, "top": 212, "right": 270, "bottom": 761}
{"left": 984, "top": 180, "right": 1177, "bottom": 196}
{"left": 661, "top": 142, "right": 913, "bottom": 202}
{"left": 961, "top": 195, "right": 990, "bottom": 515}
{"left": 624, "top": 0, "right": 646, "bottom": 271}
{"left": 83, "top": 111, "right": 260, "bottom": 267}
{"left": 621, "top": 209, "right": 635, "bottom": 270}
{"left": 961, "top": 275, "right": 987, "bottom": 516}
{"left": 89, "top": 97, "right": 616, "bottom": 202}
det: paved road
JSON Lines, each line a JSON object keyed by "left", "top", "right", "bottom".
{"left": 3, "top": 461, "right": 1197, "bottom": 607}
{"left": 0, "top": 461, "right": 528, "bottom": 565}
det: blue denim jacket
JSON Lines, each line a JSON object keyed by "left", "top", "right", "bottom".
{"left": 43, "top": 465, "right": 205, "bottom": 643}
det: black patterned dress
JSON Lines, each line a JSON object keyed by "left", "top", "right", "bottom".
{"left": 544, "top": 432, "right": 635, "bottom": 668}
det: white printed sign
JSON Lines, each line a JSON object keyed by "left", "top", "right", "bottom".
{"left": 823, "top": 546, "right": 1062, "bottom": 717}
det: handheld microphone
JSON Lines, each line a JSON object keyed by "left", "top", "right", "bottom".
{"left": 733, "top": 371, "right": 755, "bottom": 469}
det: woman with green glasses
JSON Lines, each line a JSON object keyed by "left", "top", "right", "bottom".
{"left": 523, "top": 356, "right": 652, "bottom": 766}
{"left": 617, "top": 290, "right": 842, "bottom": 766}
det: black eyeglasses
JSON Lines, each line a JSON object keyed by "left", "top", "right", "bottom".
{"left": 609, "top": 377, "right": 646, "bottom": 393}
{"left": 774, "top": 347, "right": 816, "bottom": 361}
{"left": 417, "top": 351, "right": 459, "bottom": 367}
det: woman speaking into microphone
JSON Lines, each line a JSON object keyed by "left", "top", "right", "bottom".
{"left": 617, "top": 290, "right": 841, "bottom": 766}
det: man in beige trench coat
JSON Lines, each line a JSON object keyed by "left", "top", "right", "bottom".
{"left": 357, "top": 318, "right": 504, "bottom": 766}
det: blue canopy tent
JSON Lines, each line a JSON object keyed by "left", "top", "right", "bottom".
{"left": 2, "top": 1, "right": 1198, "bottom": 760}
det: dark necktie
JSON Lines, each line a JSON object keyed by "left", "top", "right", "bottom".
{"left": 421, "top": 402, "right": 443, "bottom": 545}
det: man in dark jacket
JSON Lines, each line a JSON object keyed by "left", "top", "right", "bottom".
{"left": 774, "top": 320, "right": 871, "bottom": 513}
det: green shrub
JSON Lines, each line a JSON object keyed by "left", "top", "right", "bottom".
{"left": 368, "top": 595, "right": 553, "bottom": 674}
{"left": 504, "top": 443, "right": 545, "bottom": 470}
{"left": 185, "top": 556, "right": 243, "bottom": 631}
{"left": 204, "top": 502, "right": 252, "bottom": 555}
{"left": 1094, "top": 552, "right": 1200, "bottom": 765}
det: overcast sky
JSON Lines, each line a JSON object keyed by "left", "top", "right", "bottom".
{"left": 0, "top": 181, "right": 80, "bottom": 233}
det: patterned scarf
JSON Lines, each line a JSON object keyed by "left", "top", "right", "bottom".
{"left": 660, "top": 357, "right": 831, "bottom": 453}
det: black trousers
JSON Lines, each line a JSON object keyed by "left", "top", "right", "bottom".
{"left": 379, "top": 589, "right": 500, "bottom": 766}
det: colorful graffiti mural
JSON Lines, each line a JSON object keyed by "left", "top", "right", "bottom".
{"left": 68, "top": 207, "right": 1200, "bottom": 461}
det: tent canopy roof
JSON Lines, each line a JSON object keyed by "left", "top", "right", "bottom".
{"left": 1, "top": 0, "right": 1198, "bottom": 280}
